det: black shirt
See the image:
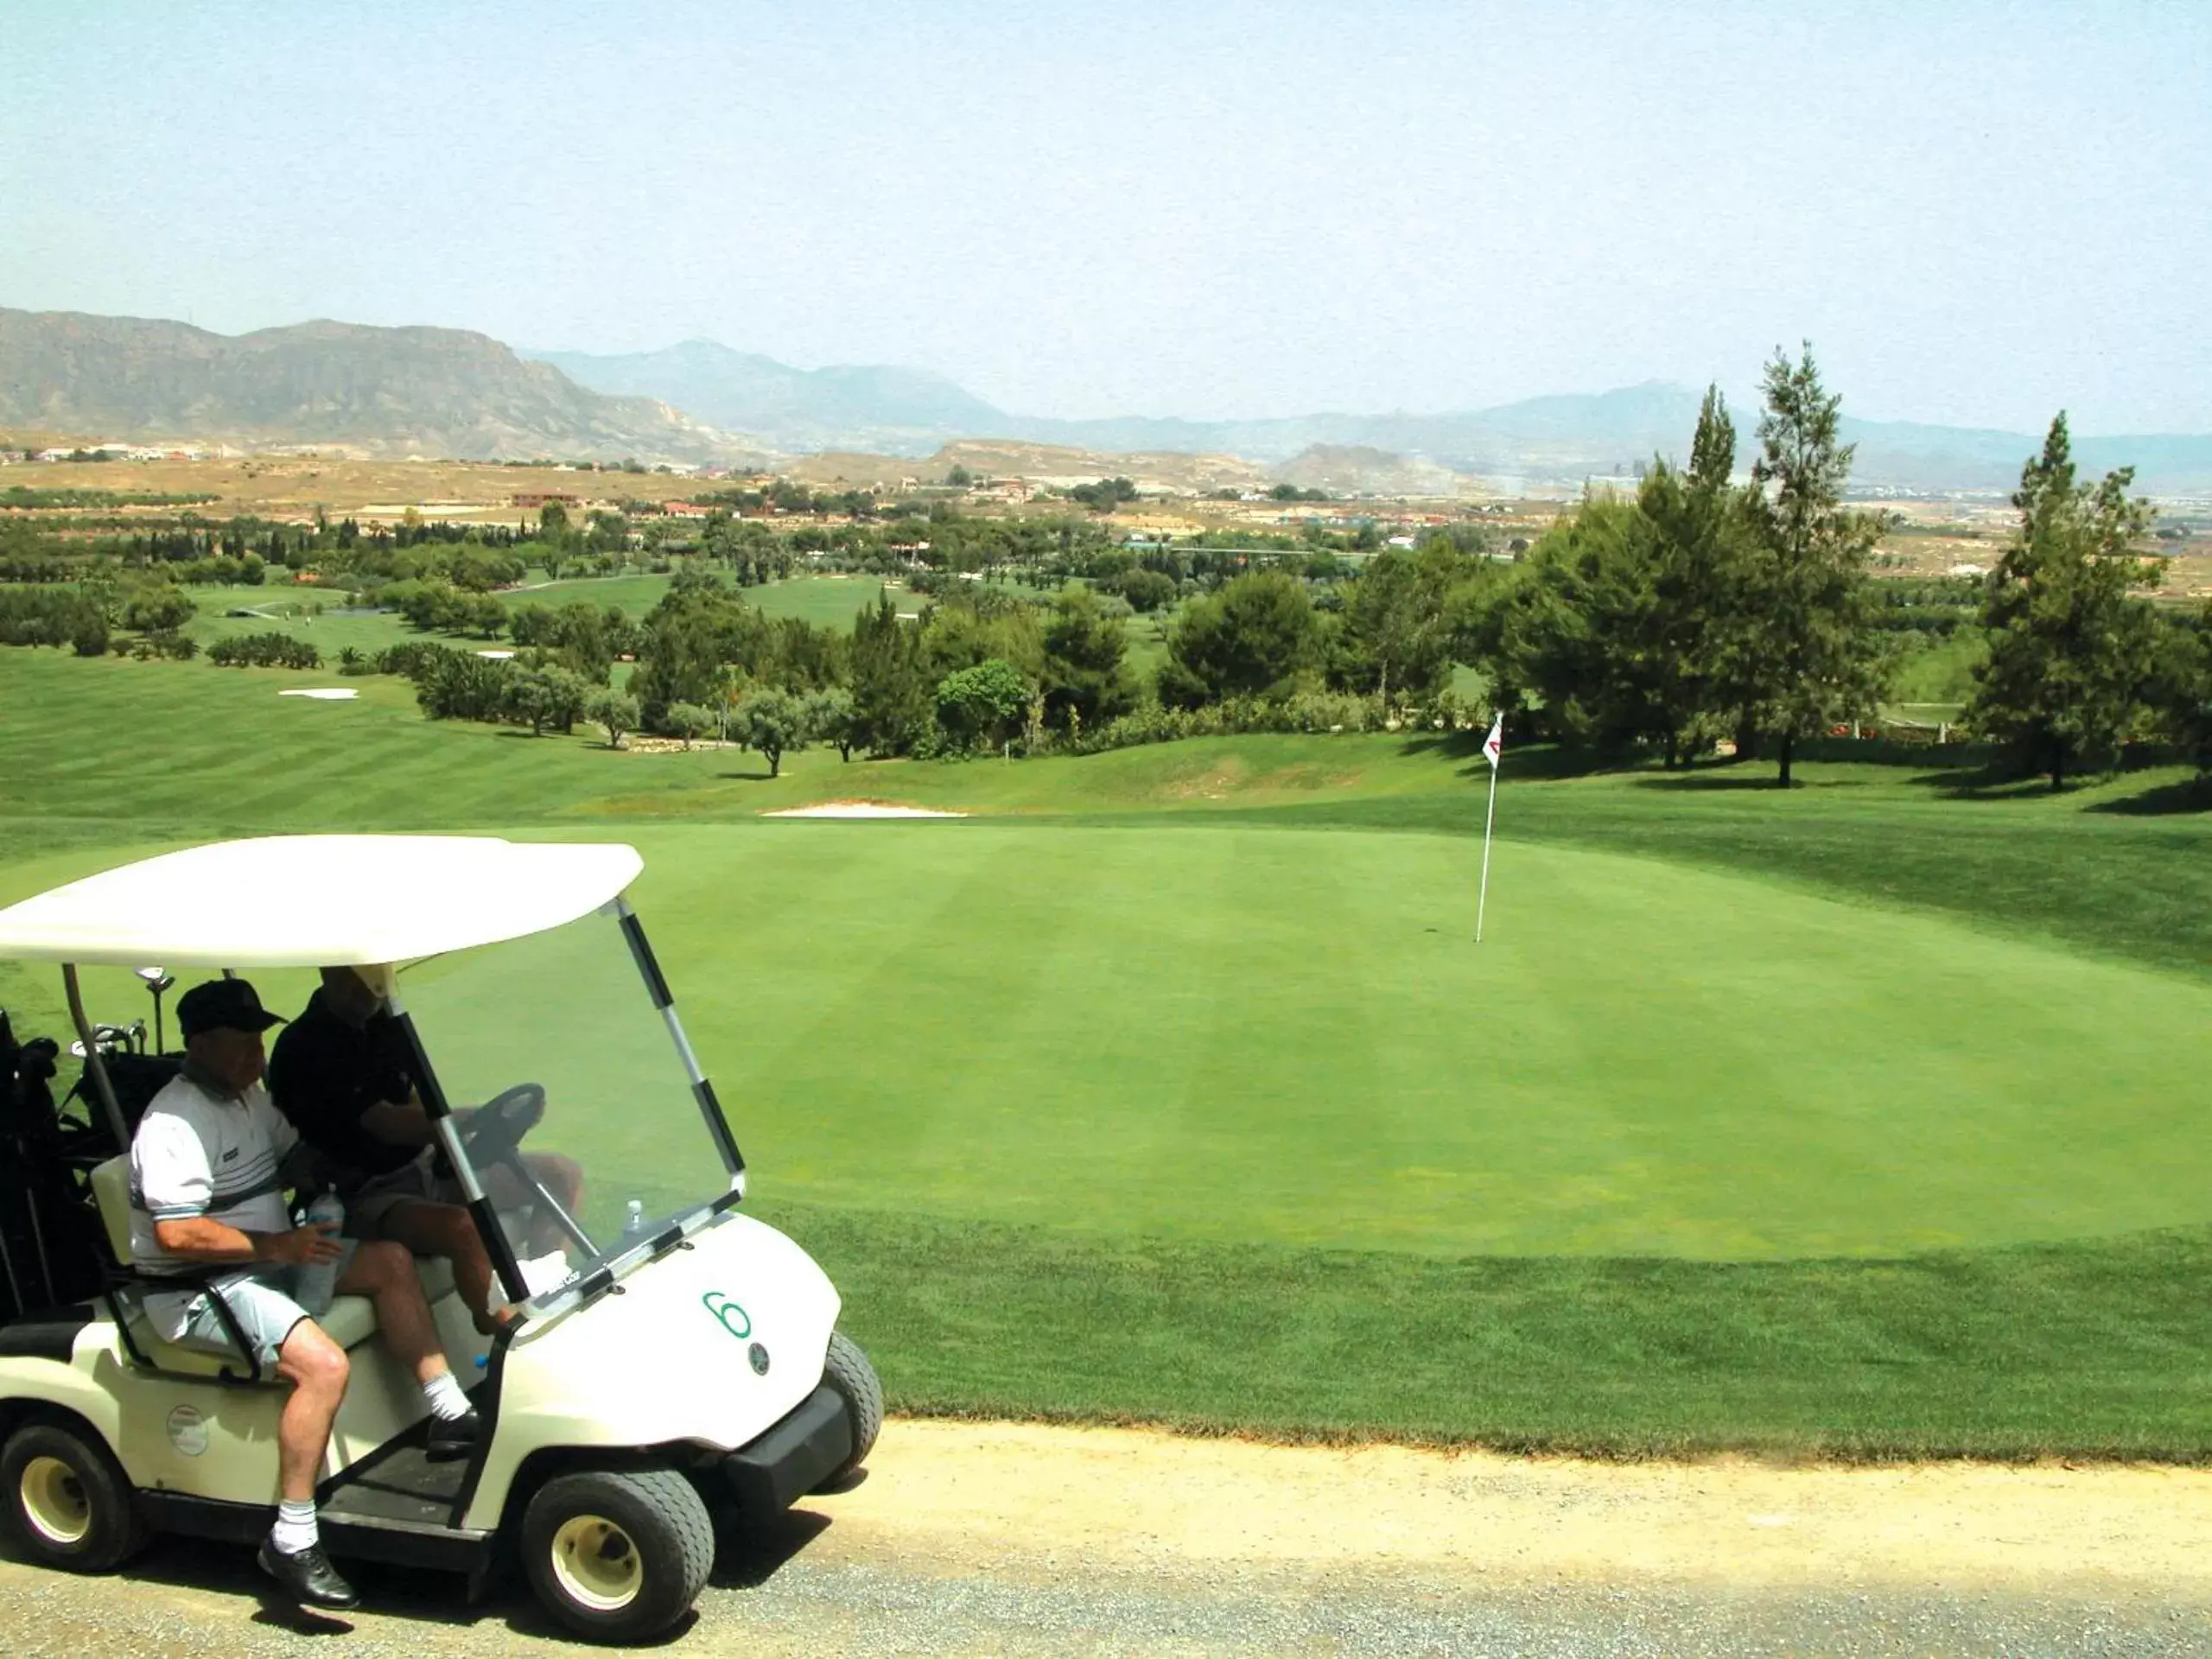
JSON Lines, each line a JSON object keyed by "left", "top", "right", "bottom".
{"left": 267, "top": 987, "right": 422, "bottom": 1184}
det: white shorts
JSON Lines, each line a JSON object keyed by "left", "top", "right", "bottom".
{"left": 164, "top": 1246, "right": 361, "bottom": 1370}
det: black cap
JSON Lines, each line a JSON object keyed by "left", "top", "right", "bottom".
{"left": 176, "top": 978, "right": 288, "bottom": 1040}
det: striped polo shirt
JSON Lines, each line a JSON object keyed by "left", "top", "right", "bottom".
{"left": 130, "top": 1065, "right": 300, "bottom": 1332}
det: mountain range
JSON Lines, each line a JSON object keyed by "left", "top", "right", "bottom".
{"left": 4, "top": 307, "right": 2209, "bottom": 494}
{"left": 0, "top": 308, "right": 766, "bottom": 467}
{"left": 535, "top": 340, "right": 2212, "bottom": 495}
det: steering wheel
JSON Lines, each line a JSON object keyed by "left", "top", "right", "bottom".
{"left": 455, "top": 1082, "right": 544, "bottom": 1170}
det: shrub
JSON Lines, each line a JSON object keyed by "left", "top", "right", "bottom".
{"left": 206, "top": 631, "right": 319, "bottom": 669}
{"left": 663, "top": 700, "right": 718, "bottom": 748}
{"left": 1109, "top": 567, "right": 1177, "bottom": 613}
{"left": 122, "top": 586, "right": 197, "bottom": 633}
{"left": 501, "top": 663, "right": 591, "bottom": 735}
{"left": 412, "top": 650, "right": 511, "bottom": 721}
{"left": 374, "top": 640, "right": 453, "bottom": 679}
{"left": 124, "top": 632, "right": 199, "bottom": 661}
{"left": 0, "top": 588, "right": 104, "bottom": 649}
{"left": 935, "top": 658, "right": 1033, "bottom": 752}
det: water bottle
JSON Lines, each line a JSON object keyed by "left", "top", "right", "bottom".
{"left": 296, "top": 1192, "right": 346, "bottom": 1315}
{"left": 622, "top": 1199, "right": 646, "bottom": 1240}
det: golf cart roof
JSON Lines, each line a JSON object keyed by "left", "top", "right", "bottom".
{"left": 0, "top": 835, "right": 645, "bottom": 968}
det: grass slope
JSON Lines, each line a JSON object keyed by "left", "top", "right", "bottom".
{"left": 6, "top": 646, "right": 2212, "bottom": 1455}
{"left": 773, "top": 1198, "right": 2212, "bottom": 1459}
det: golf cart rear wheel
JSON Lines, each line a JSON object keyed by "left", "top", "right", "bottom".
{"left": 0, "top": 1420, "right": 149, "bottom": 1572}
{"left": 522, "top": 1466, "right": 713, "bottom": 1643}
{"left": 817, "top": 1329, "right": 881, "bottom": 1488}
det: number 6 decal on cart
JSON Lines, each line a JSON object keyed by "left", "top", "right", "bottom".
{"left": 702, "top": 1291, "right": 751, "bottom": 1340}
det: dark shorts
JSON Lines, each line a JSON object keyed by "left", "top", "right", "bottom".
{"left": 346, "top": 1152, "right": 464, "bottom": 1239}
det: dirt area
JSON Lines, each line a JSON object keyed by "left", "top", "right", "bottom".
{"left": 3, "top": 1420, "right": 2209, "bottom": 1655}
{"left": 835, "top": 1421, "right": 2212, "bottom": 1592}
{"left": 0, "top": 456, "right": 604, "bottom": 523}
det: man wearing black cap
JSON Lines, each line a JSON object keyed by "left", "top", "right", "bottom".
{"left": 130, "top": 977, "right": 482, "bottom": 1611}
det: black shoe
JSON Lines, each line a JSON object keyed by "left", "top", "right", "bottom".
{"left": 425, "top": 1406, "right": 483, "bottom": 1462}
{"left": 258, "top": 1539, "right": 360, "bottom": 1610}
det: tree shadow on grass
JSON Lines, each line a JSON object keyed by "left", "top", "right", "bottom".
{"left": 1890, "top": 763, "right": 2208, "bottom": 810}
{"left": 1627, "top": 772, "right": 1799, "bottom": 792}
{"left": 1395, "top": 734, "right": 1636, "bottom": 785}
{"left": 2089, "top": 773, "right": 2212, "bottom": 817}
{"left": 1887, "top": 763, "right": 2048, "bottom": 799}
{"left": 714, "top": 767, "right": 779, "bottom": 783}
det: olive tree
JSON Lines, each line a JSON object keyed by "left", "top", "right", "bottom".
{"left": 585, "top": 687, "right": 640, "bottom": 750}
{"left": 664, "top": 700, "right": 717, "bottom": 750}
{"left": 734, "top": 686, "right": 808, "bottom": 776}
{"left": 803, "top": 684, "right": 859, "bottom": 761}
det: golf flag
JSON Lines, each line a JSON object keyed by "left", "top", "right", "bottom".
{"left": 1477, "top": 713, "right": 1503, "bottom": 943}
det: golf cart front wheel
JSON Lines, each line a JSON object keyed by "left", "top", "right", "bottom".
{"left": 521, "top": 1466, "right": 713, "bottom": 1643}
{"left": 817, "top": 1329, "right": 881, "bottom": 1489}
{"left": 0, "top": 1420, "right": 149, "bottom": 1572}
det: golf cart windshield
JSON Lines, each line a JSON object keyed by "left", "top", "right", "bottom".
{"left": 397, "top": 905, "right": 737, "bottom": 1305}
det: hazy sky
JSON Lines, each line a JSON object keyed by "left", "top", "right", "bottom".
{"left": 3, "top": 1, "right": 2208, "bottom": 431}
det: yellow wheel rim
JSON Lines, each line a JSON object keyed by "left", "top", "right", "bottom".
{"left": 550, "top": 1513, "right": 642, "bottom": 1611}
{"left": 20, "top": 1456, "right": 91, "bottom": 1548}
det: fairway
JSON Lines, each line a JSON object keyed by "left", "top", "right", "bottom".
{"left": 6, "top": 645, "right": 2212, "bottom": 1453}
{"left": 505, "top": 571, "right": 922, "bottom": 627}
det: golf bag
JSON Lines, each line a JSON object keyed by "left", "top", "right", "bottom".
{"left": 61, "top": 1049, "right": 181, "bottom": 1155}
{"left": 0, "top": 1009, "right": 111, "bottom": 1317}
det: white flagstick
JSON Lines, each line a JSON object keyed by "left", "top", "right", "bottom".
{"left": 1476, "top": 713, "right": 1503, "bottom": 944}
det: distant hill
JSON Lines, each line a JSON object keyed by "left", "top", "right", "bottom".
{"left": 0, "top": 309, "right": 769, "bottom": 466}
{"left": 542, "top": 343, "right": 2212, "bottom": 494}
{"left": 1269, "top": 444, "right": 1479, "bottom": 498}
{"left": 526, "top": 339, "right": 1003, "bottom": 456}
{"left": 10, "top": 308, "right": 2210, "bottom": 494}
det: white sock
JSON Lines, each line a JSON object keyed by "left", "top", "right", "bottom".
{"left": 271, "top": 1497, "right": 318, "bottom": 1554}
{"left": 423, "top": 1370, "right": 472, "bottom": 1421}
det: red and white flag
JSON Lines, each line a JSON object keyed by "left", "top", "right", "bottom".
{"left": 1475, "top": 713, "right": 1504, "bottom": 942}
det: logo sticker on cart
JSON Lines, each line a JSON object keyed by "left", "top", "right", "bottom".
{"left": 167, "top": 1404, "right": 208, "bottom": 1456}
{"left": 702, "top": 1291, "right": 752, "bottom": 1340}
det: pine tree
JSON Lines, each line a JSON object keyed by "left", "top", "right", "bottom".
{"left": 1688, "top": 382, "right": 1736, "bottom": 492}
{"left": 849, "top": 590, "right": 932, "bottom": 754}
{"left": 1642, "top": 385, "right": 1756, "bottom": 765}
{"left": 1739, "top": 346, "right": 1890, "bottom": 785}
{"left": 1966, "top": 414, "right": 2162, "bottom": 789}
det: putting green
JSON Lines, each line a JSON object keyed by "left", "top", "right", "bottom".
{"left": 12, "top": 817, "right": 2207, "bottom": 1262}
{"left": 576, "top": 820, "right": 2212, "bottom": 1261}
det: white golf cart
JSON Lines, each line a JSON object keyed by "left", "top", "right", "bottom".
{"left": 0, "top": 835, "right": 880, "bottom": 1643}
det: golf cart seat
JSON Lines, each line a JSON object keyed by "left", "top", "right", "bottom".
{"left": 87, "top": 1156, "right": 454, "bottom": 1376}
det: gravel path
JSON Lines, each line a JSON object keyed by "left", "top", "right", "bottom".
{"left": 3, "top": 1421, "right": 2208, "bottom": 1656}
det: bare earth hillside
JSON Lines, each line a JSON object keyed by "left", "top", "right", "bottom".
{"left": 0, "top": 309, "right": 770, "bottom": 467}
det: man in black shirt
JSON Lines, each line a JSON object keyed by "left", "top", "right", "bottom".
{"left": 270, "top": 967, "right": 580, "bottom": 1332}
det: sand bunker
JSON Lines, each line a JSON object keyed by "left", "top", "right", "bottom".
{"left": 763, "top": 801, "right": 968, "bottom": 818}
{"left": 278, "top": 688, "right": 359, "bottom": 701}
